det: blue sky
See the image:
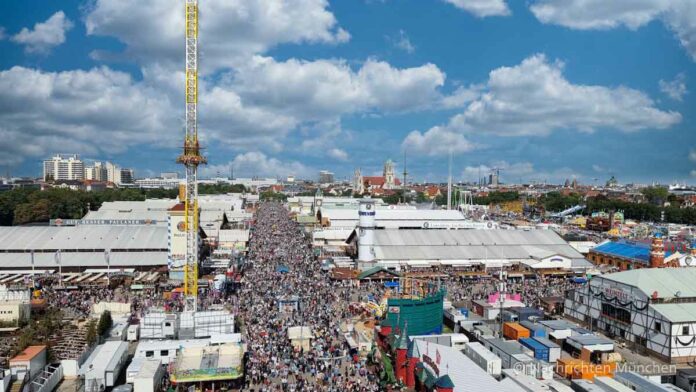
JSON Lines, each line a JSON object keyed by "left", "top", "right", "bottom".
{"left": 0, "top": 0, "right": 694, "bottom": 184}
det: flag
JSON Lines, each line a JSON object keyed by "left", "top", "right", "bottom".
{"left": 30, "top": 250, "right": 34, "bottom": 266}
{"left": 436, "top": 348, "right": 441, "bottom": 365}
{"left": 105, "top": 249, "right": 110, "bottom": 267}
{"left": 54, "top": 250, "right": 61, "bottom": 265}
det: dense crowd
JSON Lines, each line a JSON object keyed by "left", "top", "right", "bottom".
{"left": 236, "top": 202, "right": 380, "bottom": 392}
{"left": 445, "top": 275, "right": 581, "bottom": 307}
{"left": 31, "top": 201, "right": 587, "bottom": 392}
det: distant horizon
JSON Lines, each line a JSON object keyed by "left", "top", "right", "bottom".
{"left": 7, "top": 155, "right": 694, "bottom": 188}
{"left": 0, "top": 1, "right": 694, "bottom": 185}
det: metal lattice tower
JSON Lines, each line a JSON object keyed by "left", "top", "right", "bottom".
{"left": 177, "top": 0, "right": 206, "bottom": 312}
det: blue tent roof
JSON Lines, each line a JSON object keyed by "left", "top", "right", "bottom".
{"left": 435, "top": 374, "right": 455, "bottom": 388}
{"left": 276, "top": 265, "right": 290, "bottom": 273}
{"left": 593, "top": 241, "right": 674, "bottom": 265}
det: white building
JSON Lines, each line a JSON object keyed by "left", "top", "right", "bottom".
{"left": 0, "top": 225, "right": 168, "bottom": 270}
{"left": 350, "top": 228, "right": 590, "bottom": 271}
{"left": 136, "top": 177, "right": 182, "bottom": 189}
{"left": 318, "top": 170, "right": 335, "bottom": 184}
{"left": 80, "top": 341, "right": 129, "bottom": 391}
{"left": 43, "top": 154, "right": 84, "bottom": 181}
{"left": 564, "top": 268, "right": 696, "bottom": 364}
{"left": 106, "top": 161, "right": 121, "bottom": 184}
{"left": 318, "top": 207, "right": 493, "bottom": 230}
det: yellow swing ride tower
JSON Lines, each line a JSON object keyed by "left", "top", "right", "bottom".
{"left": 177, "top": 0, "right": 205, "bottom": 312}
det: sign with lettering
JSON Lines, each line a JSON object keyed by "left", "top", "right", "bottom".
{"left": 51, "top": 219, "right": 158, "bottom": 226}
{"left": 422, "top": 354, "right": 440, "bottom": 376}
{"left": 602, "top": 286, "right": 631, "bottom": 302}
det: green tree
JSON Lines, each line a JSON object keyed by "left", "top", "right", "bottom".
{"left": 97, "top": 311, "right": 113, "bottom": 336}
{"left": 641, "top": 186, "right": 669, "bottom": 205}
{"left": 260, "top": 191, "right": 287, "bottom": 202}
{"left": 85, "top": 320, "right": 98, "bottom": 346}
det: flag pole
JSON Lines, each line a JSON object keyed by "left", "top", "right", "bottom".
{"left": 30, "top": 250, "right": 35, "bottom": 289}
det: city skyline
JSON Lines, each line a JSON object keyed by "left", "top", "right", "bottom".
{"left": 0, "top": 1, "right": 694, "bottom": 183}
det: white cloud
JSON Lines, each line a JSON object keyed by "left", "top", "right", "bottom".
{"left": 0, "top": 65, "right": 304, "bottom": 166}
{"left": 446, "top": 54, "right": 681, "bottom": 136}
{"left": 11, "top": 11, "right": 73, "bottom": 54}
{"left": 443, "top": 0, "right": 511, "bottom": 17}
{"left": 84, "top": 0, "right": 349, "bottom": 73}
{"left": 592, "top": 164, "right": 605, "bottom": 173}
{"left": 403, "top": 54, "right": 679, "bottom": 162}
{"left": 0, "top": 66, "right": 176, "bottom": 165}
{"left": 402, "top": 126, "right": 475, "bottom": 156}
{"left": 328, "top": 148, "right": 349, "bottom": 161}
{"left": 0, "top": 27, "right": 6, "bottom": 40}
{"left": 441, "top": 84, "right": 483, "bottom": 108}
{"left": 461, "top": 161, "right": 535, "bottom": 179}
{"left": 692, "top": 170, "right": 696, "bottom": 178}
{"left": 659, "top": 73, "right": 687, "bottom": 101}
{"left": 391, "top": 30, "right": 415, "bottom": 53}
{"left": 233, "top": 56, "right": 446, "bottom": 119}
{"left": 529, "top": 0, "right": 696, "bottom": 61}
{"left": 202, "top": 152, "right": 311, "bottom": 178}
{"left": 461, "top": 161, "right": 581, "bottom": 183}
{"left": 689, "top": 149, "right": 696, "bottom": 162}
{"left": 298, "top": 121, "right": 353, "bottom": 160}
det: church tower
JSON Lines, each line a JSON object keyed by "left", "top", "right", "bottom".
{"left": 353, "top": 168, "right": 364, "bottom": 195}
{"left": 384, "top": 159, "right": 395, "bottom": 189}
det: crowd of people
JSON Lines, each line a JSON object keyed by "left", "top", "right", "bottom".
{"left": 444, "top": 274, "right": 582, "bottom": 307}
{"left": 27, "top": 201, "right": 588, "bottom": 391}
{"left": 235, "top": 202, "right": 380, "bottom": 392}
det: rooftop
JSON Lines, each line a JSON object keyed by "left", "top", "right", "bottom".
{"left": 414, "top": 340, "right": 521, "bottom": 392}
{"left": 0, "top": 225, "right": 167, "bottom": 251}
{"left": 10, "top": 345, "right": 45, "bottom": 362}
{"left": 598, "top": 268, "right": 696, "bottom": 299}
{"left": 651, "top": 303, "right": 696, "bottom": 323}
{"left": 592, "top": 240, "right": 676, "bottom": 265}
{"left": 368, "top": 229, "right": 585, "bottom": 263}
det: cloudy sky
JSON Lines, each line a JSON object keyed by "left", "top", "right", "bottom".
{"left": 0, "top": 0, "right": 694, "bottom": 184}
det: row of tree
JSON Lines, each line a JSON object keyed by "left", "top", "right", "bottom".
{"left": 0, "top": 184, "right": 247, "bottom": 226}
{"left": 538, "top": 191, "right": 696, "bottom": 224}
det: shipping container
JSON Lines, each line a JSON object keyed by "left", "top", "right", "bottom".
{"left": 532, "top": 337, "right": 561, "bottom": 363}
{"left": 519, "top": 338, "right": 550, "bottom": 362}
{"left": 535, "top": 360, "right": 555, "bottom": 381}
{"left": 556, "top": 358, "right": 583, "bottom": 378}
{"left": 572, "top": 379, "right": 609, "bottom": 392}
{"left": 133, "top": 359, "right": 163, "bottom": 392}
{"left": 501, "top": 369, "right": 548, "bottom": 391}
{"left": 503, "top": 322, "right": 531, "bottom": 340}
{"left": 501, "top": 310, "right": 519, "bottom": 322}
{"left": 510, "top": 307, "right": 544, "bottom": 322}
{"left": 127, "top": 325, "right": 139, "bottom": 342}
{"left": 567, "top": 335, "right": 614, "bottom": 354}
{"left": 572, "top": 361, "right": 615, "bottom": 380}
{"left": 482, "top": 338, "right": 533, "bottom": 370}
{"left": 520, "top": 320, "right": 547, "bottom": 338}
{"left": 463, "top": 342, "right": 502, "bottom": 377}
{"left": 594, "top": 376, "right": 633, "bottom": 392}
{"left": 539, "top": 320, "right": 574, "bottom": 340}
{"left": 614, "top": 371, "right": 677, "bottom": 392}
{"left": 557, "top": 358, "right": 614, "bottom": 380}
{"left": 511, "top": 354, "right": 537, "bottom": 378}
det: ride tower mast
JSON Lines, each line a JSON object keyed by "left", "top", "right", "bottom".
{"left": 177, "top": 0, "right": 206, "bottom": 312}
